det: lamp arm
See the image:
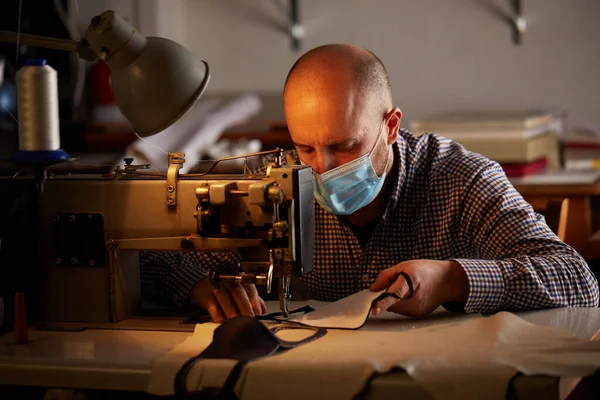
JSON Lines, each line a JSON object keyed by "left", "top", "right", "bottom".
{"left": 0, "top": 30, "right": 97, "bottom": 61}
{"left": 0, "top": 30, "right": 77, "bottom": 52}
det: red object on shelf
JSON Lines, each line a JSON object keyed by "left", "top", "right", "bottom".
{"left": 14, "top": 292, "right": 28, "bottom": 344}
{"left": 90, "top": 60, "right": 115, "bottom": 106}
{"left": 563, "top": 142, "right": 600, "bottom": 150}
{"left": 501, "top": 158, "right": 547, "bottom": 177}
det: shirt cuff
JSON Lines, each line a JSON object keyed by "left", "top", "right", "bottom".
{"left": 450, "top": 259, "right": 506, "bottom": 313}
{"left": 167, "top": 253, "right": 209, "bottom": 307}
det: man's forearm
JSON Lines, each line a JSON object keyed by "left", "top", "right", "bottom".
{"left": 458, "top": 162, "right": 599, "bottom": 313}
{"left": 452, "top": 254, "right": 599, "bottom": 313}
{"left": 140, "top": 251, "right": 209, "bottom": 307}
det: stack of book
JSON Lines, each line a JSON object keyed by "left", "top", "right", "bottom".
{"left": 562, "top": 130, "right": 600, "bottom": 171}
{"left": 409, "top": 112, "right": 561, "bottom": 177}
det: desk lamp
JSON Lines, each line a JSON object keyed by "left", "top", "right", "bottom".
{"left": 0, "top": 9, "right": 210, "bottom": 137}
{"left": 0, "top": 10, "right": 210, "bottom": 335}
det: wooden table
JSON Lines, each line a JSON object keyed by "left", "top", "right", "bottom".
{"left": 510, "top": 172, "right": 600, "bottom": 257}
{"left": 1, "top": 306, "right": 599, "bottom": 399}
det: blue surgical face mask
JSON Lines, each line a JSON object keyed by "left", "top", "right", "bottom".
{"left": 311, "top": 118, "right": 390, "bottom": 215}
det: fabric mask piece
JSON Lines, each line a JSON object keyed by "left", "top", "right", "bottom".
{"left": 313, "top": 118, "right": 390, "bottom": 215}
{"left": 173, "top": 315, "right": 326, "bottom": 399}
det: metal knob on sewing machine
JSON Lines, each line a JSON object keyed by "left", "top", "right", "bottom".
{"left": 207, "top": 258, "right": 274, "bottom": 295}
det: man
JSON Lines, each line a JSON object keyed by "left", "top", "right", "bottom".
{"left": 141, "top": 44, "right": 599, "bottom": 322}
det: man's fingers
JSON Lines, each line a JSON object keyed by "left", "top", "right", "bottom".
{"left": 388, "top": 273, "right": 413, "bottom": 300}
{"left": 213, "top": 288, "right": 239, "bottom": 319}
{"left": 372, "top": 273, "right": 412, "bottom": 316}
{"left": 243, "top": 284, "right": 264, "bottom": 315}
{"left": 259, "top": 298, "right": 268, "bottom": 315}
{"left": 369, "top": 266, "right": 402, "bottom": 292}
{"left": 203, "top": 296, "right": 226, "bottom": 323}
{"left": 372, "top": 297, "right": 396, "bottom": 317}
{"left": 227, "top": 283, "right": 255, "bottom": 317}
{"left": 386, "top": 301, "right": 420, "bottom": 318}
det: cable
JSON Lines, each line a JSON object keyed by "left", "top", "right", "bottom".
{"left": 1, "top": 106, "right": 18, "bottom": 123}
{"left": 133, "top": 130, "right": 170, "bottom": 155}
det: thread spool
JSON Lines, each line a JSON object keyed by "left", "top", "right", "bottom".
{"left": 16, "top": 59, "right": 61, "bottom": 152}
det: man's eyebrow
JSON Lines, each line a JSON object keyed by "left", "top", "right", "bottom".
{"left": 293, "top": 142, "right": 312, "bottom": 148}
{"left": 327, "top": 138, "right": 360, "bottom": 148}
{"left": 293, "top": 138, "right": 360, "bottom": 149}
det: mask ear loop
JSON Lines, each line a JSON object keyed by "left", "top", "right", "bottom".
{"left": 368, "top": 116, "right": 391, "bottom": 176}
{"left": 269, "top": 323, "right": 328, "bottom": 349}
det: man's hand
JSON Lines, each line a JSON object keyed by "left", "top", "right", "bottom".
{"left": 189, "top": 278, "right": 267, "bottom": 323}
{"left": 369, "top": 260, "right": 469, "bottom": 318}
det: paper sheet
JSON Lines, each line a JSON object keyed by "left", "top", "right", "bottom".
{"left": 148, "top": 290, "right": 600, "bottom": 400}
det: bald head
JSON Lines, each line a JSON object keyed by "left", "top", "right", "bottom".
{"left": 283, "top": 44, "right": 398, "bottom": 175}
{"left": 284, "top": 44, "right": 393, "bottom": 117}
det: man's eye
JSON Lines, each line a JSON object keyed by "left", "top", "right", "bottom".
{"left": 336, "top": 143, "right": 358, "bottom": 152}
{"left": 298, "top": 146, "right": 314, "bottom": 154}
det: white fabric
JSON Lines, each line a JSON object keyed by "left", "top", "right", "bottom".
{"left": 287, "top": 289, "right": 384, "bottom": 329}
{"left": 147, "top": 291, "right": 600, "bottom": 400}
{"left": 124, "top": 93, "right": 262, "bottom": 173}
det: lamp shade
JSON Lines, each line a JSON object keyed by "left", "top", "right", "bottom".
{"left": 84, "top": 11, "right": 210, "bottom": 137}
{"left": 110, "top": 37, "right": 210, "bottom": 136}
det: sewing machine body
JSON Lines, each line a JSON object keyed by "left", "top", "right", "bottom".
{"left": 2, "top": 153, "right": 314, "bottom": 326}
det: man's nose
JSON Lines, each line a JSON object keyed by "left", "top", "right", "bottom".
{"left": 313, "top": 150, "right": 335, "bottom": 175}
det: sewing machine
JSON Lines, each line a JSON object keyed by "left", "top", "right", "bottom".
{"left": 0, "top": 9, "right": 313, "bottom": 329}
{"left": 26, "top": 149, "right": 314, "bottom": 326}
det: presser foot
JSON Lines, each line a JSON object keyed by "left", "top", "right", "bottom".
{"left": 279, "top": 276, "right": 292, "bottom": 317}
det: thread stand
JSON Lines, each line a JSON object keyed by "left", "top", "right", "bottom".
{"left": 11, "top": 149, "right": 73, "bottom": 194}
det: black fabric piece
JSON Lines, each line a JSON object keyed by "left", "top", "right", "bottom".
{"left": 174, "top": 315, "right": 326, "bottom": 400}
{"left": 256, "top": 305, "right": 315, "bottom": 321}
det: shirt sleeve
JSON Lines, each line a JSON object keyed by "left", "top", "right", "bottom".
{"left": 451, "top": 161, "right": 599, "bottom": 313}
{"left": 139, "top": 250, "right": 242, "bottom": 307}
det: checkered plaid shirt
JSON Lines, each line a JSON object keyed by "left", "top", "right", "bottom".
{"left": 140, "top": 129, "right": 599, "bottom": 313}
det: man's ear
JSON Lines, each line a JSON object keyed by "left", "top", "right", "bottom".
{"left": 385, "top": 107, "right": 402, "bottom": 144}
